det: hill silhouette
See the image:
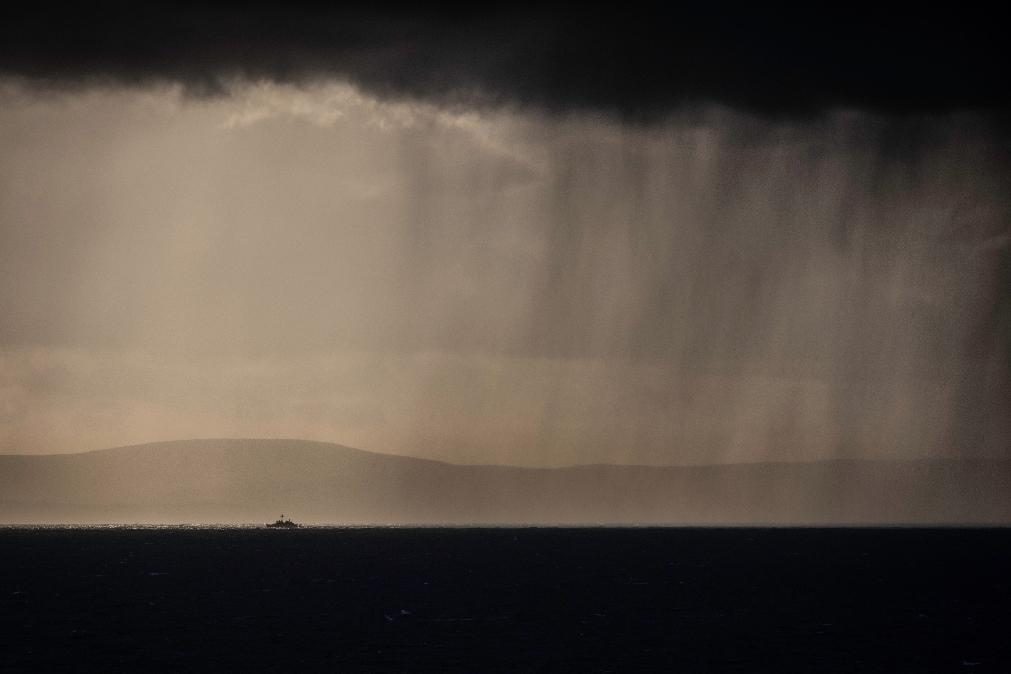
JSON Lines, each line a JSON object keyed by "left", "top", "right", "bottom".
{"left": 1, "top": 439, "right": 1009, "bottom": 524}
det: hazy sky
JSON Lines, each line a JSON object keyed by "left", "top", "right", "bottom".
{"left": 0, "top": 6, "right": 1008, "bottom": 466}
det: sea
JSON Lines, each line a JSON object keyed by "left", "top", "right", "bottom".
{"left": 1, "top": 527, "right": 1009, "bottom": 672}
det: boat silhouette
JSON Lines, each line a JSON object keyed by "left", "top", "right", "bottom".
{"left": 266, "top": 514, "right": 300, "bottom": 529}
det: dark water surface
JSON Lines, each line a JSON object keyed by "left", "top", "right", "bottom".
{"left": 1, "top": 527, "right": 1009, "bottom": 672}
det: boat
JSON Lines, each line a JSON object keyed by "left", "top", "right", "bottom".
{"left": 266, "top": 514, "right": 300, "bottom": 528}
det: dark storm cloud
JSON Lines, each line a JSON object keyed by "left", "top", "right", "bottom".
{"left": 1, "top": 2, "right": 1009, "bottom": 118}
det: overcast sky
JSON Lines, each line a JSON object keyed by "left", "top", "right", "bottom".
{"left": 0, "top": 5, "right": 1007, "bottom": 466}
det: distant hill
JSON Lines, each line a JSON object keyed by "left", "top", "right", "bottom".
{"left": 1, "top": 439, "right": 1009, "bottom": 524}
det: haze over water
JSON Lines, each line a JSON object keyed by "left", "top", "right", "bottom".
{"left": 0, "top": 5, "right": 1008, "bottom": 533}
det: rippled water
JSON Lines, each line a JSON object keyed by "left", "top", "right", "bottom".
{"left": 2, "top": 527, "right": 1009, "bottom": 672}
